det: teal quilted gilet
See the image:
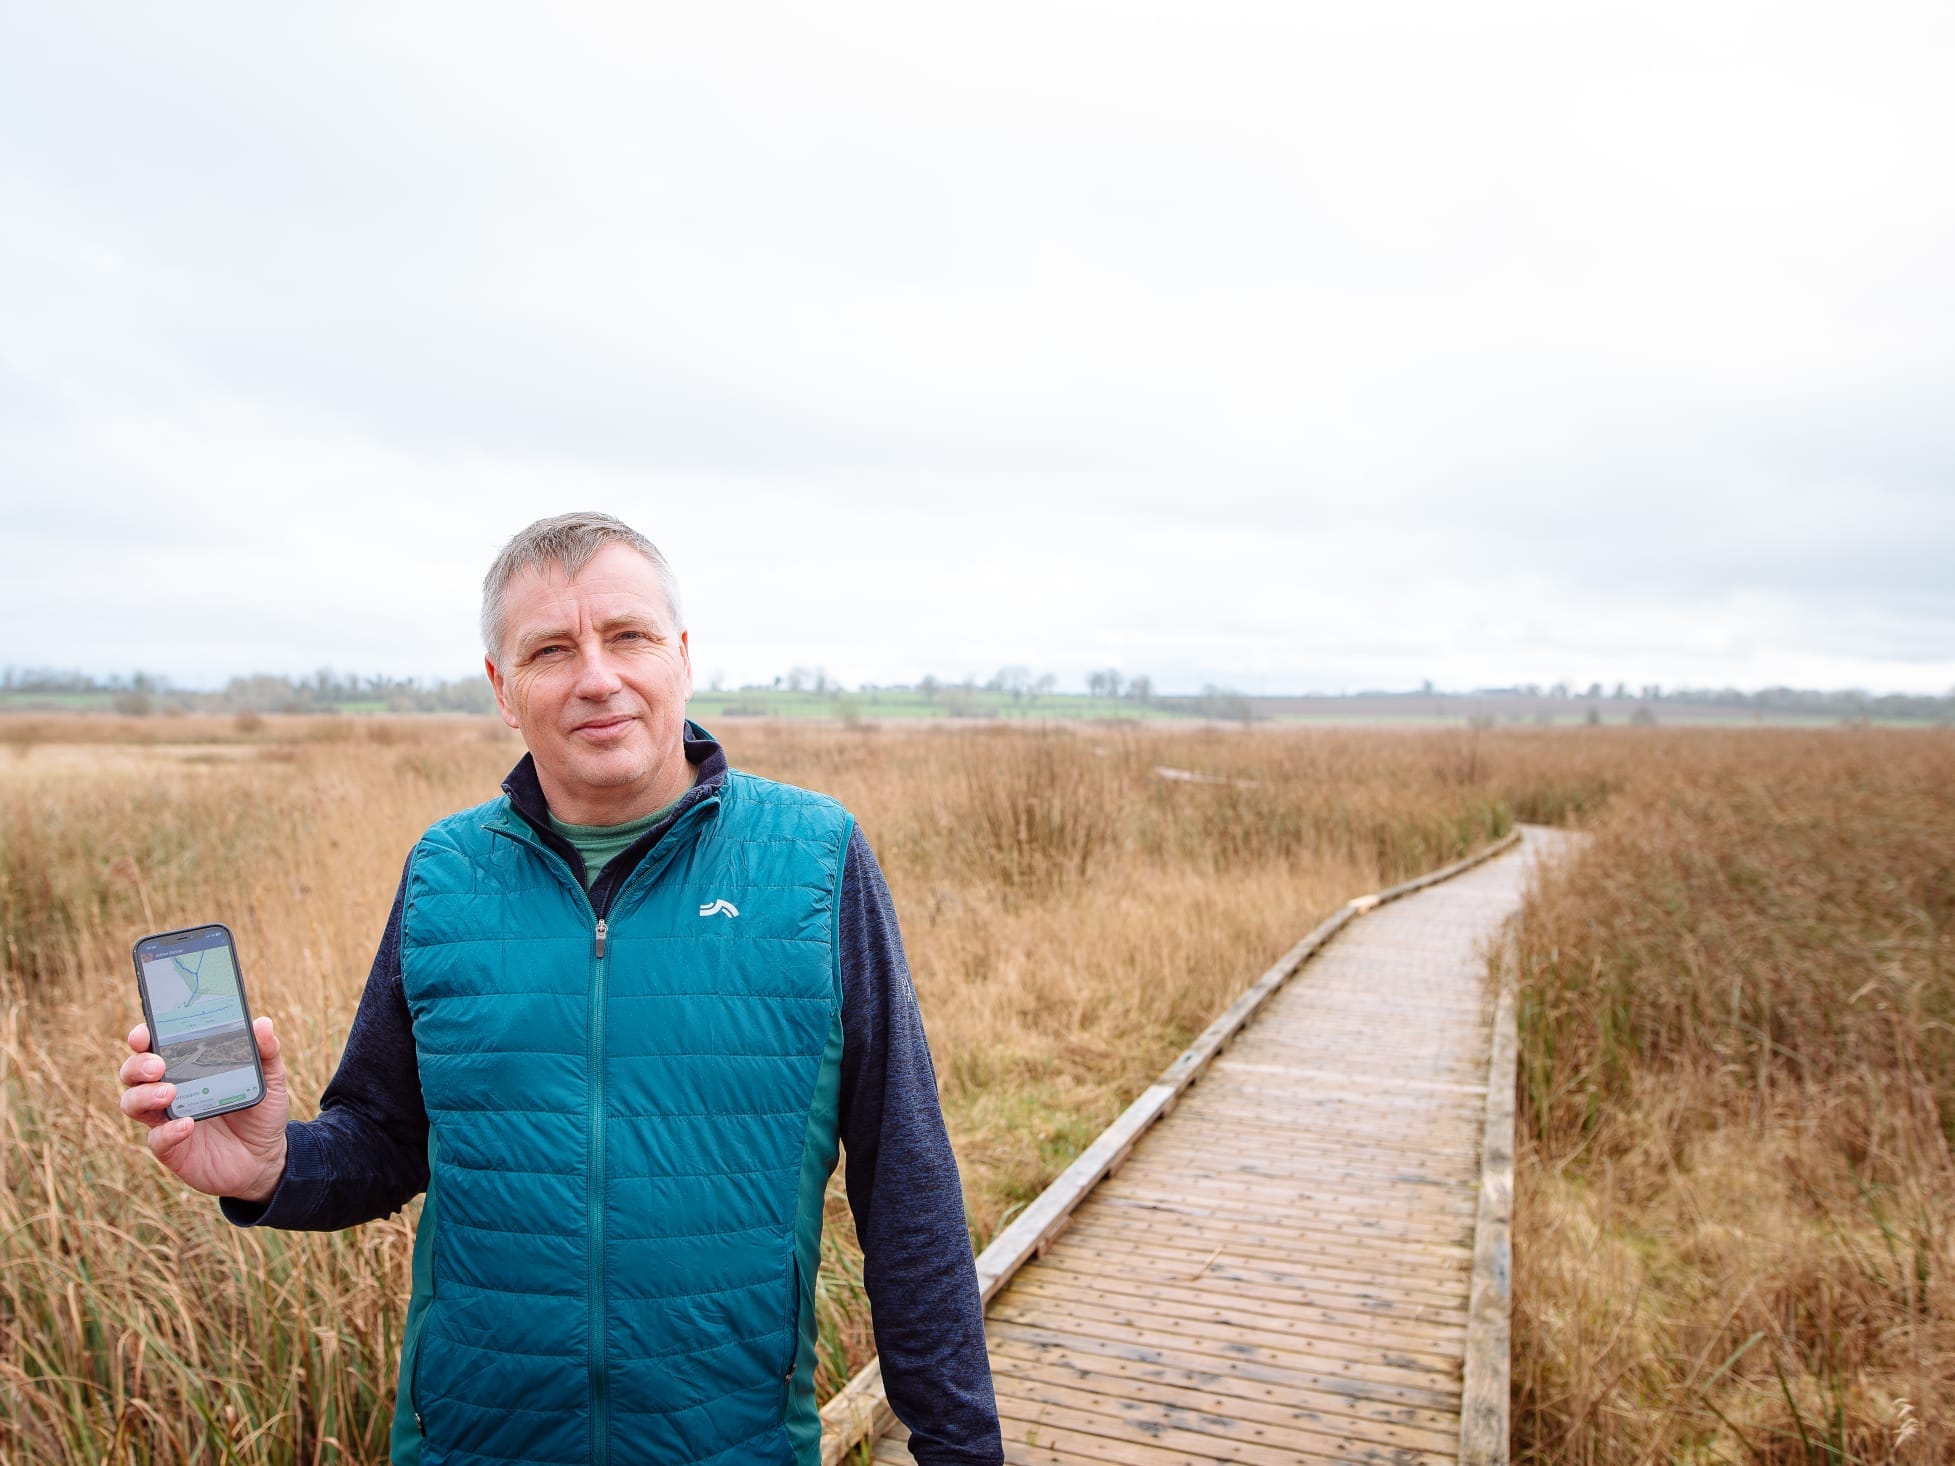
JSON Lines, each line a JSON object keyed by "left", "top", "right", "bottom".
{"left": 389, "top": 770, "right": 853, "bottom": 1465}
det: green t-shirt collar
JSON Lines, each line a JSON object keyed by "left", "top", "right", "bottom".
{"left": 547, "top": 796, "right": 684, "bottom": 889}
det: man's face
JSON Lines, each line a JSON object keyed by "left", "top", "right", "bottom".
{"left": 485, "top": 542, "right": 694, "bottom": 823}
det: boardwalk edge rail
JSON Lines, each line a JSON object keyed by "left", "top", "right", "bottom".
{"left": 1459, "top": 939, "right": 1521, "bottom": 1464}
{"left": 820, "top": 825, "right": 1527, "bottom": 1464}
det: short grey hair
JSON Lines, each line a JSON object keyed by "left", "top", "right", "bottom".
{"left": 481, "top": 512, "right": 685, "bottom": 661}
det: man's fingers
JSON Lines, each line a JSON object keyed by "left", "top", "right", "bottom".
{"left": 147, "top": 1114, "right": 195, "bottom": 1161}
{"left": 120, "top": 1050, "right": 167, "bottom": 1087}
{"left": 118, "top": 1022, "right": 173, "bottom": 1131}
{"left": 121, "top": 1081, "right": 177, "bottom": 1123}
{"left": 253, "top": 1015, "right": 279, "bottom": 1063}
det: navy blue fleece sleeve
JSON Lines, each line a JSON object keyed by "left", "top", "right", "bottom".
{"left": 838, "top": 827, "right": 1003, "bottom": 1465}
{"left": 219, "top": 859, "right": 429, "bottom": 1230}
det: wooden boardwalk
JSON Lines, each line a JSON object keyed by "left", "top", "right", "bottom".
{"left": 865, "top": 827, "right": 1564, "bottom": 1465}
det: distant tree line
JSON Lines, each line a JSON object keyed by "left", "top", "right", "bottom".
{"left": 215, "top": 671, "right": 496, "bottom": 715}
{"left": 1465, "top": 679, "right": 1955, "bottom": 721}
{"left": 813, "top": 667, "right": 1257, "bottom": 723}
{"left": 1660, "top": 685, "right": 1955, "bottom": 720}
{"left": 9, "top": 663, "right": 1949, "bottom": 724}
{"left": 0, "top": 666, "right": 496, "bottom": 716}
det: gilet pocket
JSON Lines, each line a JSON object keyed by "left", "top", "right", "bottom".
{"left": 781, "top": 1250, "right": 803, "bottom": 1416}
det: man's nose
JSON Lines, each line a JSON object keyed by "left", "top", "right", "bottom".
{"left": 573, "top": 644, "right": 626, "bottom": 699}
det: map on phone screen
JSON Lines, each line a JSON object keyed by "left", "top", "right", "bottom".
{"left": 141, "top": 931, "right": 257, "bottom": 1113}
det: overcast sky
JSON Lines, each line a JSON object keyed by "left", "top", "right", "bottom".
{"left": 3, "top": 3, "right": 1952, "bottom": 696}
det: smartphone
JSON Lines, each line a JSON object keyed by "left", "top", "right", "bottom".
{"left": 130, "top": 923, "right": 266, "bottom": 1121}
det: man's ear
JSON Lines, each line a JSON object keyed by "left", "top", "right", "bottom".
{"left": 678, "top": 630, "right": 693, "bottom": 703}
{"left": 485, "top": 655, "right": 521, "bottom": 731}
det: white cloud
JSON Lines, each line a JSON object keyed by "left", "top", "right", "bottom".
{"left": 2, "top": 1, "right": 1952, "bottom": 695}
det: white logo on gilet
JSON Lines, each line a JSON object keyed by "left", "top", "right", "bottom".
{"left": 697, "top": 899, "right": 740, "bottom": 918}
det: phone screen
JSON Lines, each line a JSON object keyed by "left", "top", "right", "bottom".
{"left": 136, "top": 925, "right": 262, "bottom": 1118}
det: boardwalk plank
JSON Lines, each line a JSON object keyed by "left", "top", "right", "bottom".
{"left": 980, "top": 1341, "right": 1463, "bottom": 1448}
{"left": 1083, "top": 1199, "right": 1478, "bottom": 1260}
{"left": 992, "top": 1380, "right": 1454, "bottom": 1466}
{"left": 995, "top": 1276, "right": 1467, "bottom": 1367}
{"left": 985, "top": 1297, "right": 1466, "bottom": 1389}
{"left": 985, "top": 1317, "right": 1466, "bottom": 1413}
{"left": 1020, "top": 1253, "right": 1473, "bottom": 1339}
{"left": 1037, "top": 1234, "right": 1472, "bottom": 1304}
{"left": 1088, "top": 1182, "right": 1475, "bottom": 1235}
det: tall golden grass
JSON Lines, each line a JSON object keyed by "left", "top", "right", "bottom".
{"left": 1, "top": 716, "right": 1519, "bottom": 1463}
{"left": 1506, "top": 728, "right": 1955, "bottom": 1462}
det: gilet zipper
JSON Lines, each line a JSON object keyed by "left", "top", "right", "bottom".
{"left": 588, "top": 914, "right": 609, "bottom": 1466}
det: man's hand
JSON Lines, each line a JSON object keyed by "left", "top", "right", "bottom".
{"left": 119, "top": 1016, "right": 291, "bottom": 1204}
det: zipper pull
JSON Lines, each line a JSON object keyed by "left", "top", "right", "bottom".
{"left": 594, "top": 918, "right": 608, "bottom": 960}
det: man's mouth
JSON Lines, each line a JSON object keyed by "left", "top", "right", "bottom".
{"left": 572, "top": 715, "right": 636, "bottom": 741}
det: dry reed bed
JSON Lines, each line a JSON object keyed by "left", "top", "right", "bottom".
{"left": 2, "top": 717, "right": 1523, "bottom": 1463}
{"left": 1507, "top": 729, "right": 1955, "bottom": 1463}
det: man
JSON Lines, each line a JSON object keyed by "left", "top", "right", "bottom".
{"left": 118, "top": 513, "right": 1004, "bottom": 1466}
